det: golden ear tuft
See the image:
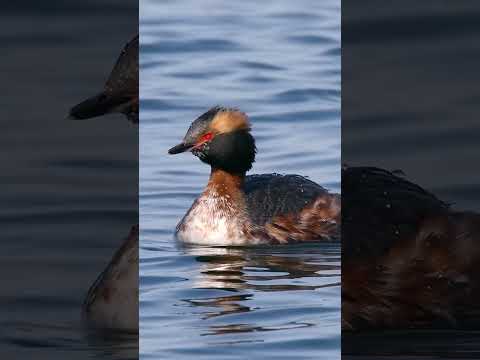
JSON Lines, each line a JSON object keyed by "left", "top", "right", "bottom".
{"left": 210, "top": 109, "right": 251, "bottom": 134}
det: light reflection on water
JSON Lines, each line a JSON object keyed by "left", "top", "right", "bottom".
{"left": 140, "top": 0, "right": 341, "bottom": 358}
{"left": 141, "top": 241, "right": 340, "bottom": 359}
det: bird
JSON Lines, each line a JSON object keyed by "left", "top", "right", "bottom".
{"left": 168, "top": 106, "right": 340, "bottom": 246}
{"left": 83, "top": 225, "right": 138, "bottom": 332}
{"left": 68, "top": 35, "right": 138, "bottom": 123}
{"left": 342, "top": 166, "right": 480, "bottom": 331}
{"left": 68, "top": 34, "right": 139, "bottom": 332}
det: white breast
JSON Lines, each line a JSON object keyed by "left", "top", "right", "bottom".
{"left": 176, "top": 194, "right": 254, "bottom": 246}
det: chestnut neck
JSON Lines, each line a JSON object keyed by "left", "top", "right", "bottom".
{"left": 206, "top": 168, "right": 245, "bottom": 198}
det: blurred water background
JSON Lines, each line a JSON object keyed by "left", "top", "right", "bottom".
{"left": 1, "top": 1, "right": 138, "bottom": 359}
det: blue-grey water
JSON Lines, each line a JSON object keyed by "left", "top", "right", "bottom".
{"left": 139, "top": 0, "right": 341, "bottom": 359}
{"left": 1, "top": 1, "right": 137, "bottom": 359}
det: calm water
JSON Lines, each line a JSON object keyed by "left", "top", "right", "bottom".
{"left": 1, "top": 1, "right": 137, "bottom": 359}
{"left": 139, "top": 0, "right": 340, "bottom": 359}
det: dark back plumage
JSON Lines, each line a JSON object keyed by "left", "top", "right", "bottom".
{"left": 342, "top": 166, "right": 480, "bottom": 331}
{"left": 104, "top": 34, "right": 139, "bottom": 98}
{"left": 342, "top": 166, "right": 448, "bottom": 259}
{"left": 243, "top": 174, "right": 329, "bottom": 226}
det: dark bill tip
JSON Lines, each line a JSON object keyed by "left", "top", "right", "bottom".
{"left": 168, "top": 143, "right": 193, "bottom": 154}
{"left": 67, "top": 93, "right": 109, "bottom": 120}
{"left": 67, "top": 92, "right": 129, "bottom": 120}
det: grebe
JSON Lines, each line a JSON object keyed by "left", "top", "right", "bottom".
{"left": 68, "top": 35, "right": 138, "bottom": 123}
{"left": 342, "top": 166, "right": 480, "bottom": 330}
{"left": 68, "top": 35, "right": 139, "bottom": 331}
{"left": 168, "top": 106, "right": 340, "bottom": 246}
{"left": 83, "top": 225, "right": 138, "bottom": 331}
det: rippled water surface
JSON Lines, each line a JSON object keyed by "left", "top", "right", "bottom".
{"left": 140, "top": 0, "right": 340, "bottom": 359}
{"left": 1, "top": 1, "right": 137, "bottom": 359}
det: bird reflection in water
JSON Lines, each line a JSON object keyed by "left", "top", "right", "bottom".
{"left": 180, "top": 245, "right": 340, "bottom": 336}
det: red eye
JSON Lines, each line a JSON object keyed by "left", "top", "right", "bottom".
{"left": 200, "top": 132, "right": 213, "bottom": 142}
